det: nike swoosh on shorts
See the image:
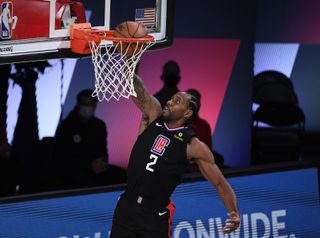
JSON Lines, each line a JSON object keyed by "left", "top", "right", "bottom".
{"left": 158, "top": 211, "right": 168, "bottom": 216}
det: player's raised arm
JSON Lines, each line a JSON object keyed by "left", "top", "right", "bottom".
{"left": 132, "top": 74, "right": 162, "bottom": 131}
{"left": 187, "top": 137, "right": 240, "bottom": 234}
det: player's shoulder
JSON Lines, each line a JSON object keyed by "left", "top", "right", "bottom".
{"left": 147, "top": 116, "right": 162, "bottom": 127}
{"left": 188, "top": 136, "right": 201, "bottom": 147}
{"left": 182, "top": 126, "right": 196, "bottom": 142}
{"left": 187, "top": 136, "right": 211, "bottom": 158}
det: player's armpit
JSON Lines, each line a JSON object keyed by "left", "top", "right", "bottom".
{"left": 137, "top": 114, "right": 150, "bottom": 135}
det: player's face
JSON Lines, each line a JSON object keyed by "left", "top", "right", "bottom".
{"left": 162, "top": 92, "right": 192, "bottom": 122}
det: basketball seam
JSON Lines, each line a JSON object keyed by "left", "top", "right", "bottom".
{"left": 114, "top": 28, "right": 129, "bottom": 38}
{"left": 135, "top": 22, "right": 149, "bottom": 38}
{"left": 126, "top": 21, "right": 134, "bottom": 38}
{"left": 131, "top": 22, "right": 141, "bottom": 38}
{"left": 114, "top": 22, "right": 149, "bottom": 39}
{"left": 127, "top": 21, "right": 148, "bottom": 38}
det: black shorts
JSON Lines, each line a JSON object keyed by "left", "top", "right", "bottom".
{"left": 110, "top": 193, "right": 175, "bottom": 238}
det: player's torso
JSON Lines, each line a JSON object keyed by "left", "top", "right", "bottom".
{"left": 126, "top": 118, "right": 194, "bottom": 202}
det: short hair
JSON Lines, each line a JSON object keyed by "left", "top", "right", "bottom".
{"left": 76, "top": 89, "right": 97, "bottom": 104}
{"left": 186, "top": 89, "right": 201, "bottom": 102}
{"left": 186, "top": 89, "right": 201, "bottom": 115}
{"left": 185, "top": 92, "right": 200, "bottom": 125}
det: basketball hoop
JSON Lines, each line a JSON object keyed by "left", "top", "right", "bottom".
{"left": 70, "top": 23, "right": 155, "bottom": 101}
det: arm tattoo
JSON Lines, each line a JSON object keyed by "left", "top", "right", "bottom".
{"left": 133, "top": 75, "right": 149, "bottom": 111}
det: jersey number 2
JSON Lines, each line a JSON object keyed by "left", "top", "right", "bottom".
{"left": 146, "top": 154, "right": 158, "bottom": 172}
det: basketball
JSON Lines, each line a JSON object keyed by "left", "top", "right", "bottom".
{"left": 113, "top": 21, "right": 149, "bottom": 57}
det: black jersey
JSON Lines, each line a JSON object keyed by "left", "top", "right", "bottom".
{"left": 126, "top": 118, "right": 195, "bottom": 207}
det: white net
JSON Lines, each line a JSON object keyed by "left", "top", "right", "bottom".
{"left": 89, "top": 40, "right": 154, "bottom": 101}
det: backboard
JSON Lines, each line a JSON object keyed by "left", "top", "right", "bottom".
{"left": 0, "top": 0, "right": 174, "bottom": 64}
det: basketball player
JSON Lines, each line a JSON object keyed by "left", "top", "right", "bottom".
{"left": 0, "top": 3, "right": 12, "bottom": 36}
{"left": 110, "top": 74, "right": 240, "bottom": 237}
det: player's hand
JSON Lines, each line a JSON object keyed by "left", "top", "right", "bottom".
{"left": 221, "top": 211, "right": 240, "bottom": 234}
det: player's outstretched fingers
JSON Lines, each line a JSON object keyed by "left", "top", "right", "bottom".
{"left": 221, "top": 211, "right": 240, "bottom": 234}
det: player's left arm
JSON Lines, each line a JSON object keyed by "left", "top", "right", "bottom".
{"left": 187, "top": 137, "right": 240, "bottom": 234}
{"left": 132, "top": 74, "right": 162, "bottom": 134}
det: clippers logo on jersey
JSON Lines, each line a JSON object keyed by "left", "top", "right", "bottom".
{"left": 0, "top": 2, "right": 18, "bottom": 39}
{"left": 151, "top": 135, "right": 171, "bottom": 156}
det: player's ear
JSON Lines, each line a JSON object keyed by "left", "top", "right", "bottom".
{"left": 184, "top": 108, "right": 193, "bottom": 120}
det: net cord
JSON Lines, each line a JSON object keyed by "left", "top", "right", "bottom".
{"left": 89, "top": 40, "right": 154, "bottom": 101}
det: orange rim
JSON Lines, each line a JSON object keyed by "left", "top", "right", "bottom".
{"left": 70, "top": 23, "right": 155, "bottom": 54}
{"left": 86, "top": 29, "right": 154, "bottom": 43}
